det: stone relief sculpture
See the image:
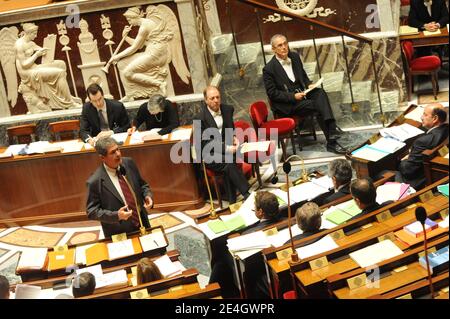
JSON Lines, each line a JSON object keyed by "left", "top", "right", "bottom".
{"left": 77, "top": 18, "right": 113, "bottom": 99}
{"left": 263, "top": 0, "right": 336, "bottom": 22}
{"left": 1, "top": 23, "right": 79, "bottom": 114}
{"left": 105, "top": 5, "right": 191, "bottom": 101}
{"left": 0, "top": 26, "right": 19, "bottom": 117}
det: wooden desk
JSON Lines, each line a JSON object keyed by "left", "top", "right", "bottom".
{"left": 400, "top": 27, "right": 449, "bottom": 48}
{"left": 0, "top": 135, "right": 203, "bottom": 226}
{"left": 425, "top": 156, "right": 449, "bottom": 185}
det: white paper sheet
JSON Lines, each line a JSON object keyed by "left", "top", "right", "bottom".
{"left": 154, "top": 254, "right": 183, "bottom": 278}
{"left": 170, "top": 128, "right": 192, "bottom": 141}
{"left": 349, "top": 240, "right": 403, "bottom": 268}
{"left": 17, "top": 248, "right": 48, "bottom": 271}
{"left": 14, "top": 284, "right": 42, "bottom": 299}
{"left": 106, "top": 239, "right": 135, "bottom": 260}
{"left": 380, "top": 123, "right": 424, "bottom": 142}
{"left": 227, "top": 231, "right": 271, "bottom": 252}
{"left": 296, "top": 235, "right": 338, "bottom": 260}
{"left": 75, "top": 244, "right": 95, "bottom": 265}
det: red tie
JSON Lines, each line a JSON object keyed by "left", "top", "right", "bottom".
{"left": 117, "top": 170, "right": 140, "bottom": 227}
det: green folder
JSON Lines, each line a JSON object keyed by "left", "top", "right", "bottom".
{"left": 276, "top": 196, "right": 286, "bottom": 206}
{"left": 207, "top": 220, "right": 228, "bottom": 234}
{"left": 326, "top": 209, "right": 353, "bottom": 225}
{"left": 223, "top": 215, "right": 246, "bottom": 232}
{"left": 437, "top": 184, "right": 449, "bottom": 197}
{"left": 341, "top": 200, "right": 362, "bottom": 217}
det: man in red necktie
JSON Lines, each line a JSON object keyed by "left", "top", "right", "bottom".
{"left": 86, "top": 137, "right": 153, "bottom": 237}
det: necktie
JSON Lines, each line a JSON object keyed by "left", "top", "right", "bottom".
{"left": 117, "top": 170, "right": 140, "bottom": 227}
{"left": 281, "top": 58, "right": 291, "bottom": 66}
{"left": 99, "top": 109, "right": 109, "bottom": 131}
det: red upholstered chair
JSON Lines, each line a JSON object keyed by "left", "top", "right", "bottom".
{"left": 234, "top": 120, "right": 276, "bottom": 188}
{"left": 401, "top": 40, "right": 441, "bottom": 101}
{"left": 7, "top": 124, "right": 38, "bottom": 145}
{"left": 249, "top": 101, "right": 296, "bottom": 161}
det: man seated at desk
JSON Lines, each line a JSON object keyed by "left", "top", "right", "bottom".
{"left": 241, "top": 191, "right": 283, "bottom": 234}
{"left": 316, "top": 159, "right": 353, "bottom": 206}
{"left": 286, "top": 202, "right": 325, "bottom": 244}
{"left": 349, "top": 178, "right": 381, "bottom": 221}
{"left": 80, "top": 83, "right": 130, "bottom": 146}
{"left": 396, "top": 103, "right": 448, "bottom": 189}
{"left": 128, "top": 94, "right": 179, "bottom": 136}
{"left": 86, "top": 137, "right": 153, "bottom": 237}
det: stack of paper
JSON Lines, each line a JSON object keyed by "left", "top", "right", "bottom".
{"left": 439, "top": 215, "right": 449, "bottom": 229}
{"left": 52, "top": 140, "right": 84, "bottom": 153}
{"left": 380, "top": 123, "right": 424, "bottom": 142}
{"left": 140, "top": 128, "right": 169, "bottom": 142}
{"left": 75, "top": 244, "right": 95, "bottom": 265}
{"left": 14, "top": 284, "right": 42, "bottom": 299}
{"left": 267, "top": 224, "right": 302, "bottom": 248}
{"left": 106, "top": 239, "right": 135, "bottom": 261}
{"left": 289, "top": 178, "right": 331, "bottom": 203}
{"left": 95, "top": 269, "right": 129, "bottom": 292}
{"left": 111, "top": 132, "right": 129, "bottom": 144}
{"left": 376, "top": 182, "right": 411, "bottom": 204}
{"left": 129, "top": 131, "right": 144, "bottom": 145}
{"left": 351, "top": 145, "right": 389, "bottom": 161}
{"left": 227, "top": 231, "right": 271, "bottom": 253}
{"left": 153, "top": 255, "right": 185, "bottom": 278}
{"left": 349, "top": 239, "right": 403, "bottom": 268}
{"left": 16, "top": 248, "right": 48, "bottom": 272}
{"left": 399, "top": 25, "right": 419, "bottom": 35}
{"left": 324, "top": 200, "right": 361, "bottom": 225}
{"left": 239, "top": 141, "right": 270, "bottom": 153}
{"left": 404, "top": 218, "right": 438, "bottom": 237}
{"left": 296, "top": 235, "right": 338, "bottom": 260}
{"left": 5, "top": 144, "right": 27, "bottom": 156}
{"left": 370, "top": 137, "right": 406, "bottom": 153}
{"left": 170, "top": 128, "right": 192, "bottom": 141}
{"left": 405, "top": 105, "right": 424, "bottom": 122}
{"left": 139, "top": 231, "right": 168, "bottom": 252}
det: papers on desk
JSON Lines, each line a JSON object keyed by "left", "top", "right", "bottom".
{"left": 153, "top": 254, "right": 184, "bottom": 278}
{"left": 227, "top": 231, "right": 271, "bottom": 253}
{"left": 399, "top": 25, "right": 419, "bottom": 35}
{"left": 140, "top": 128, "right": 169, "bottom": 142}
{"left": 128, "top": 131, "right": 144, "bottom": 145}
{"left": 352, "top": 144, "right": 389, "bottom": 161}
{"left": 370, "top": 137, "right": 406, "bottom": 154}
{"left": 439, "top": 215, "right": 449, "bottom": 229}
{"left": 267, "top": 224, "right": 302, "bottom": 248}
{"left": 0, "top": 150, "right": 12, "bottom": 158}
{"left": 349, "top": 239, "right": 403, "bottom": 268}
{"left": 322, "top": 199, "right": 362, "bottom": 226}
{"left": 404, "top": 105, "right": 424, "bottom": 122}
{"left": 16, "top": 248, "right": 48, "bottom": 272}
{"left": 239, "top": 141, "right": 271, "bottom": 153}
{"left": 14, "top": 284, "right": 42, "bottom": 299}
{"left": 296, "top": 235, "right": 338, "bottom": 260}
{"left": 106, "top": 239, "right": 135, "bottom": 261}
{"left": 52, "top": 140, "right": 84, "bottom": 153}
{"left": 445, "top": 153, "right": 449, "bottom": 159}
{"left": 380, "top": 123, "right": 424, "bottom": 142}
{"left": 423, "top": 29, "right": 442, "bottom": 36}
{"left": 288, "top": 176, "right": 333, "bottom": 203}
{"left": 76, "top": 264, "right": 104, "bottom": 278}
{"left": 95, "top": 269, "right": 128, "bottom": 292}
{"left": 75, "top": 244, "right": 95, "bottom": 265}
{"left": 304, "top": 77, "right": 323, "bottom": 94}
{"left": 111, "top": 132, "right": 129, "bottom": 144}
{"left": 376, "top": 182, "right": 414, "bottom": 204}
{"left": 5, "top": 144, "right": 27, "bottom": 156}
{"left": 170, "top": 128, "right": 192, "bottom": 141}
{"left": 139, "top": 231, "right": 168, "bottom": 252}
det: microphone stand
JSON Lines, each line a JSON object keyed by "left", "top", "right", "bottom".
{"left": 202, "top": 161, "right": 219, "bottom": 219}
{"left": 421, "top": 223, "right": 435, "bottom": 299}
{"left": 122, "top": 175, "right": 147, "bottom": 236}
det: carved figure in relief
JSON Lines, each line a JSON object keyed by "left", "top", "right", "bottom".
{"left": 10, "top": 23, "right": 78, "bottom": 113}
{"left": 106, "top": 6, "right": 190, "bottom": 102}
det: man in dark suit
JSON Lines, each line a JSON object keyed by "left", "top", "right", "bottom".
{"left": 320, "top": 159, "right": 353, "bottom": 206}
{"left": 408, "top": 0, "right": 449, "bottom": 31}
{"left": 287, "top": 202, "right": 324, "bottom": 244}
{"left": 396, "top": 103, "right": 449, "bottom": 189}
{"left": 241, "top": 191, "right": 282, "bottom": 235}
{"left": 86, "top": 137, "right": 153, "bottom": 238}
{"left": 80, "top": 84, "right": 130, "bottom": 146}
{"left": 349, "top": 178, "right": 381, "bottom": 221}
{"left": 195, "top": 86, "right": 250, "bottom": 204}
{"left": 263, "top": 34, "right": 347, "bottom": 154}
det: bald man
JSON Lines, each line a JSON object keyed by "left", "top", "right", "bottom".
{"left": 397, "top": 104, "right": 448, "bottom": 189}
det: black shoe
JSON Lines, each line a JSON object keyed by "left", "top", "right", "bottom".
{"left": 243, "top": 192, "right": 251, "bottom": 200}
{"left": 326, "top": 143, "right": 348, "bottom": 155}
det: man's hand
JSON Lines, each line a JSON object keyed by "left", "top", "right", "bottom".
{"left": 127, "top": 126, "right": 136, "bottom": 135}
{"left": 144, "top": 196, "right": 153, "bottom": 211}
{"left": 424, "top": 22, "right": 439, "bottom": 32}
{"left": 87, "top": 138, "right": 96, "bottom": 147}
{"left": 294, "top": 92, "right": 306, "bottom": 101}
{"left": 118, "top": 205, "right": 132, "bottom": 221}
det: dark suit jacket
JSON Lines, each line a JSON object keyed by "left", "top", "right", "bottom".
{"left": 86, "top": 157, "right": 152, "bottom": 237}
{"left": 134, "top": 99, "right": 179, "bottom": 135}
{"left": 263, "top": 51, "right": 312, "bottom": 116}
{"left": 195, "top": 103, "right": 235, "bottom": 167}
{"left": 241, "top": 217, "right": 284, "bottom": 235}
{"left": 408, "top": 0, "right": 449, "bottom": 29}
{"left": 399, "top": 124, "right": 449, "bottom": 186}
{"left": 321, "top": 183, "right": 351, "bottom": 206}
{"left": 80, "top": 99, "right": 130, "bottom": 142}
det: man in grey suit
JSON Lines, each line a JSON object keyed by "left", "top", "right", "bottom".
{"left": 86, "top": 137, "right": 153, "bottom": 237}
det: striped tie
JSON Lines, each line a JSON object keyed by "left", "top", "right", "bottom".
{"left": 117, "top": 170, "right": 140, "bottom": 227}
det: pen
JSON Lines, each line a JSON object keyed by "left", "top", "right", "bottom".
{"left": 153, "top": 240, "right": 159, "bottom": 247}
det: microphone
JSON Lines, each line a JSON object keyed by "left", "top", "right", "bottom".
{"left": 415, "top": 206, "right": 435, "bottom": 298}
{"left": 415, "top": 206, "right": 427, "bottom": 224}
{"left": 283, "top": 161, "right": 291, "bottom": 174}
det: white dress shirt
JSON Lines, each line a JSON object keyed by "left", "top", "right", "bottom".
{"left": 104, "top": 164, "right": 126, "bottom": 205}
{"left": 276, "top": 56, "right": 296, "bottom": 82}
{"left": 207, "top": 106, "right": 224, "bottom": 134}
